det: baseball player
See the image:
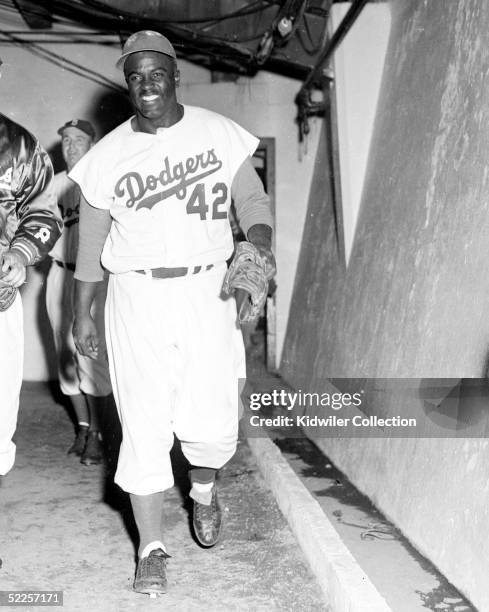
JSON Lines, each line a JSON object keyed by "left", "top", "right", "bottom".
{"left": 45, "top": 119, "right": 112, "bottom": 465}
{"left": 0, "top": 110, "right": 61, "bottom": 477}
{"left": 70, "top": 31, "right": 274, "bottom": 596}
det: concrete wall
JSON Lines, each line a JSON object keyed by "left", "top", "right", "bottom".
{"left": 281, "top": 0, "right": 489, "bottom": 607}
{"left": 0, "top": 8, "right": 321, "bottom": 379}
{"left": 283, "top": 0, "right": 489, "bottom": 380}
{"left": 331, "top": 3, "right": 391, "bottom": 264}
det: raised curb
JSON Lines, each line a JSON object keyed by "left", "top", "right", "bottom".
{"left": 242, "top": 418, "right": 392, "bottom": 612}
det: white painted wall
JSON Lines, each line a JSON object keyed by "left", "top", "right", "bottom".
{"left": 331, "top": 3, "right": 391, "bottom": 264}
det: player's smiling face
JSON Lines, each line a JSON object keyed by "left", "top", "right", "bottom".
{"left": 124, "top": 51, "right": 180, "bottom": 130}
{"left": 61, "top": 127, "right": 92, "bottom": 171}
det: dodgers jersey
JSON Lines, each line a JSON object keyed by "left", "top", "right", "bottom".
{"left": 69, "top": 106, "right": 258, "bottom": 273}
{"left": 49, "top": 171, "right": 81, "bottom": 265}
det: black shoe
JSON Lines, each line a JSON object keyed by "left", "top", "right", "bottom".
{"left": 67, "top": 425, "right": 89, "bottom": 456}
{"left": 193, "top": 485, "right": 223, "bottom": 547}
{"left": 133, "top": 549, "right": 171, "bottom": 596}
{"left": 80, "top": 431, "right": 103, "bottom": 465}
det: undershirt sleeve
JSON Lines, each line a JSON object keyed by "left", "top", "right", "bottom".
{"left": 231, "top": 157, "right": 273, "bottom": 237}
{"left": 74, "top": 195, "right": 112, "bottom": 282}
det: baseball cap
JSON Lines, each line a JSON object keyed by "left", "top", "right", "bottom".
{"left": 57, "top": 119, "right": 95, "bottom": 139}
{"left": 116, "top": 30, "right": 176, "bottom": 70}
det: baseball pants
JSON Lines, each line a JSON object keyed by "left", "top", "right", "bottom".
{"left": 46, "top": 263, "right": 112, "bottom": 397}
{"left": 0, "top": 294, "right": 23, "bottom": 475}
{"left": 105, "top": 263, "right": 246, "bottom": 495}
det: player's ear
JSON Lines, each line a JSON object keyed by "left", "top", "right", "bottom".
{"left": 174, "top": 68, "right": 180, "bottom": 87}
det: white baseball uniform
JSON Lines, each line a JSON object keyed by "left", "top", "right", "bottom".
{"left": 0, "top": 294, "right": 23, "bottom": 475}
{"left": 46, "top": 171, "right": 111, "bottom": 398}
{"left": 70, "top": 105, "right": 256, "bottom": 494}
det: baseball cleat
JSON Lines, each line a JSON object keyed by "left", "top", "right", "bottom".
{"left": 80, "top": 431, "right": 103, "bottom": 465}
{"left": 193, "top": 485, "right": 223, "bottom": 547}
{"left": 133, "top": 548, "right": 170, "bottom": 596}
{"left": 67, "top": 425, "right": 89, "bottom": 456}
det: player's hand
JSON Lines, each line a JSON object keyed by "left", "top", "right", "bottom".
{"left": 73, "top": 314, "right": 100, "bottom": 360}
{"left": 246, "top": 224, "right": 276, "bottom": 280}
{"left": 0, "top": 251, "right": 27, "bottom": 287}
{"left": 254, "top": 244, "right": 276, "bottom": 280}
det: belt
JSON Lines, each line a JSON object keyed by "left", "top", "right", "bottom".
{"left": 54, "top": 260, "right": 75, "bottom": 272}
{"left": 135, "top": 264, "right": 214, "bottom": 279}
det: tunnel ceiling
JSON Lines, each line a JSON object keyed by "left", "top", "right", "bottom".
{"left": 11, "top": 0, "right": 336, "bottom": 79}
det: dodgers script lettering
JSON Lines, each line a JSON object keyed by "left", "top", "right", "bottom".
{"left": 115, "top": 149, "right": 222, "bottom": 211}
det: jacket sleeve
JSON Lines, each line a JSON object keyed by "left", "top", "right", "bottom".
{"left": 9, "top": 140, "right": 61, "bottom": 265}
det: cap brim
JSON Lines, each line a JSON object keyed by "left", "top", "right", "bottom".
{"left": 57, "top": 125, "right": 94, "bottom": 138}
{"left": 116, "top": 49, "right": 176, "bottom": 70}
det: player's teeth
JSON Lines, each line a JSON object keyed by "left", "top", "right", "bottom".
{"left": 142, "top": 95, "right": 158, "bottom": 101}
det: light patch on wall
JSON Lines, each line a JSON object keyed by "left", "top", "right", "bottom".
{"left": 331, "top": 3, "right": 391, "bottom": 264}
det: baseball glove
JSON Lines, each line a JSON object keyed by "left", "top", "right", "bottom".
{"left": 0, "top": 282, "right": 17, "bottom": 312}
{"left": 0, "top": 256, "right": 18, "bottom": 312}
{"left": 222, "top": 241, "right": 275, "bottom": 324}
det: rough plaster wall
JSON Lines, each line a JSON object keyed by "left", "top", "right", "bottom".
{"left": 281, "top": 125, "right": 342, "bottom": 384}
{"left": 283, "top": 0, "right": 489, "bottom": 381}
{"left": 281, "top": 1, "right": 489, "bottom": 607}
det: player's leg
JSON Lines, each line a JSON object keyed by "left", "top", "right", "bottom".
{"left": 128, "top": 488, "right": 174, "bottom": 596}
{"left": 80, "top": 394, "right": 106, "bottom": 465}
{"left": 0, "top": 295, "right": 23, "bottom": 475}
{"left": 183, "top": 439, "right": 238, "bottom": 547}
{"left": 45, "top": 263, "right": 88, "bottom": 454}
{"left": 66, "top": 394, "right": 89, "bottom": 456}
{"left": 130, "top": 491, "right": 171, "bottom": 595}
{"left": 105, "top": 273, "right": 177, "bottom": 595}
{"left": 175, "top": 265, "right": 246, "bottom": 546}
{"left": 77, "top": 279, "right": 112, "bottom": 465}
{"left": 187, "top": 466, "right": 221, "bottom": 546}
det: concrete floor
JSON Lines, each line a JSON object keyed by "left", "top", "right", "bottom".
{"left": 0, "top": 383, "right": 327, "bottom": 612}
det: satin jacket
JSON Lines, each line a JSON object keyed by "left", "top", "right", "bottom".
{"left": 0, "top": 113, "right": 61, "bottom": 265}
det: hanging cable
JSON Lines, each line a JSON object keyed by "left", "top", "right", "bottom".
{"left": 0, "top": 30, "right": 126, "bottom": 93}
{"left": 255, "top": 0, "right": 308, "bottom": 65}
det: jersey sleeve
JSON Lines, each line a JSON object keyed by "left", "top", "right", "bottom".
{"left": 10, "top": 140, "right": 62, "bottom": 265}
{"left": 222, "top": 117, "right": 260, "bottom": 182}
{"left": 74, "top": 195, "right": 111, "bottom": 282}
{"left": 68, "top": 144, "right": 113, "bottom": 210}
{"left": 231, "top": 157, "right": 273, "bottom": 236}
